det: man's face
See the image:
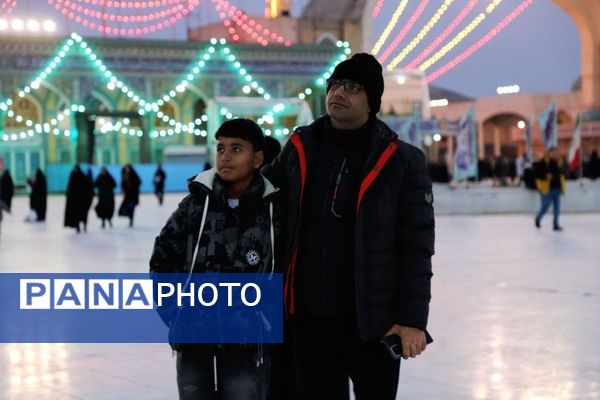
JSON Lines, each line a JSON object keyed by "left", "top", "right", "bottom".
{"left": 216, "top": 136, "right": 263, "bottom": 183}
{"left": 326, "top": 79, "right": 370, "bottom": 128}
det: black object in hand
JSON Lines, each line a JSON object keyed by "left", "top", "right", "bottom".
{"left": 382, "top": 334, "right": 403, "bottom": 360}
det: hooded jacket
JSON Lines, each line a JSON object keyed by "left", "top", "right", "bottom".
{"left": 262, "top": 115, "right": 435, "bottom": 340}
{"left": 149, "top": 168, "right": 282, "bottom": 307}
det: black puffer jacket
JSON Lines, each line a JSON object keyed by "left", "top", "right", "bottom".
{"left": 149, "top": 168, "right": 283, "bottom": 277}
{"left": 263, "top": 115, "right": 435, "bottom": 340}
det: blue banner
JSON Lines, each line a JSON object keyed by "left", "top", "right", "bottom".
{"left": 0, "top": 273, "right": 283, "bottom": 343}
{"left": 399, "top": 116, "right": 422, "bottom": 150}
{"left": 453, "top": 107, "right": 478, "bottom": 181}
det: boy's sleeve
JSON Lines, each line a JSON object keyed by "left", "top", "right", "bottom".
{"left": 149, "top": 195, "right": 195, "bottom": 327}
{"left": 149, "top": 195, "right": 193, "bottom": 274}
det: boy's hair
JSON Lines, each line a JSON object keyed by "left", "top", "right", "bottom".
{"left": 215, "top": 119, "right": 265, "bottom": 152}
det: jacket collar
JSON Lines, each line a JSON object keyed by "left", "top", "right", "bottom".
{"left": 189, "top": 168, "right": 279, "bottom": 199}
{"left": 295, "top": 115, "right": 398, "bottom": 173}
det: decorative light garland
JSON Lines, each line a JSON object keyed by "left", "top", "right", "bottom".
{"left": 404, "top": 0, "right": 478, "bottom": 70}
{"left": 426, "top": 0, "right": 532, "bottom": 82}
{"left": 371, "top": 0, "right": 386, "bottom": 18}
{"left": 220, "top": 15, "right": 241, "bottom": 42}
{"left": 0, "top": 0, "right": 17, "bottom": 17}
{"left": 377, "top": 0, "right": 430, "bottom": 64}
{"left": 417, "top": 0, "right": 504, "bottom": 72}
{"left": 384, "top": 0, "right": 454, "bottom": 69}
{"left": 371, "top": 0, "right": 409, "bottom": 56}
{"left": 1, "top": 34, "right": 348, "bottom": 142}
{"left": 212, "top": 0, "right": 292, "bottom": 47}
{"left": 69, "top": 0, "right": 190, "bottom": 9}
{"left": 48, "top": 0, "right": 200, "bottom": 36}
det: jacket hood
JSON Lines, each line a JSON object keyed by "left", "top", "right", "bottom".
{"left": 189, "top": 168, "right": 279, "bottom": 198}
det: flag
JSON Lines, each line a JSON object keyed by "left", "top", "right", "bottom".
{"left": 538, "top": 101, "right": 557, "bottom": 149}
{"left": 399, "top": 116, "right": 421, "bottom": 150}
{"left": 567, "top": 113, "right": 582, "bottom": 172}
{"left": 453, "top": 107, "right": 478, "bottom": 181}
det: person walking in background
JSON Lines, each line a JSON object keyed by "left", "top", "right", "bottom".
{"left": 515, "top": 153, "right": 526, "bottom": 186}
{"left": 0, "top": 164, "right": 14, "bottom": 240}
{"left": 94, "top": 167, "right": 116, "bottom": 228}
{"left": 119, "top": 164, "right": 141, "bottom": 227}
{"left": 587, "top": 150, "right": 600, "bottom": 180}
{"left": 26, "top": 168, "right": 47, "bottom": 222}
{"left": 64, "top": 165, "right": 89, "bottom": 233}
{"left": 153, "top": 164, "right": 166, "bottom": 206}
{"left": 534, "top": 148, "right": 566, "bottom": 231}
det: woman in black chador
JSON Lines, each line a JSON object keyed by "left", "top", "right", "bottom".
{"left": 94, "top": 167, "right": 116, "bottom": 228}
{"left": 64, "top": 165, "right": 89, "bottom": 233}
{"left": 0, "top": 168, "right": 14, "bottom": 239}
{"left": 118, "top": 164, "right": 141, "bottom": 227}
{"left": 153, "top": 164, "right": 166, "bottom": 206}
{"left": 27, "top": 169, "right": 47, "bottom": 221}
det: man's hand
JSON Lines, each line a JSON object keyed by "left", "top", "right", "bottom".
{"left": 382, "top": 325, "right": 426, "bottom": 360}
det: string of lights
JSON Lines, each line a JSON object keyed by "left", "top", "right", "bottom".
{"left": 417, "top": 0, "right": 504, "bottom": 72}
{"left": 426, "top": 0, "right": 533, "bottom": 82}
{"left": 383, "top": 0, "right": 454, "bottom": 70}
{"left": 47, "top": 0, "right": 200, "bottom": 36}
{"left": 0, "top": 0, "right": 17, "bottom": 17}
{"left": 370, "top": 0, "right": 409, "bottom": 56}
{"left": 212, "top": 0, "right": 292, "bottom": 47}
{"left": 377, "top": 0, "right": 430, "bottom": 64}
{"left": 1, "top": 34, "right": 348, "bottom": 141}
{"left": 371, "top": 0, "right": 385, "bottom": 18}
{"left": 404, "top": 0, "right": 478, "bottom": 70}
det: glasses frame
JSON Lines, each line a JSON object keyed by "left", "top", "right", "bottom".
{"left": 327, "top": 79, "right": 364, "bottom": 95}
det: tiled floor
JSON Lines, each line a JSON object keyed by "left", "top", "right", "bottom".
{"left": 0, "top": 193, "right": 598, "bottom": 399}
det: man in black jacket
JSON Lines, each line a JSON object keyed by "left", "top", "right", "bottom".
{"left": 263, "top": 53, "right": 435, "bottom": 400}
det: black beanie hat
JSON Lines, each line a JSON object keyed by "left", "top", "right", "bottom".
{"left": 215, "top": 118, "right": 265, "bottom": 152}
{"left": 327, "top": 53, "right": 384, "bottom": 115}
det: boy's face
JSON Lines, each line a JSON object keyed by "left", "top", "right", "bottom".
{"left": 216, "top": 136, "right": 264, "bottom": 183}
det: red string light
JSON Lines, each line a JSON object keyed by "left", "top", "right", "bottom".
{"left": 212, "top": 0, "right": 292, "bottom": 47}
{"left": 377, "top": 0, "right": 429, "bottom": 64}
{"left": 371, "top": 0, "right": 385, "bottom": 18}
{"left": 72, "top": 0, "right": 188, "bottom": 8}
{"left": 426, "top": 0, "right": 533, "bottom": 82}
{"left": 405, "top": 0, "right": 477, "bottom": 70}
{"left": 0, "top": 0, "right": 17, "bottom": 17}
{"left": 47, "top": 0, "right": 200, "bottom": 36}
{"left": 49, "top": 0, "right": 197, "bottom": 23}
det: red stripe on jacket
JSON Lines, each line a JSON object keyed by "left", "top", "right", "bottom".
{"left": 284, "top": 134, "right": 307, "bottom": 315}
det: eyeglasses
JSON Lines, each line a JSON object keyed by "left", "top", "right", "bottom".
{"left": 328, "top": 79, "right": 364, "bottom": 95}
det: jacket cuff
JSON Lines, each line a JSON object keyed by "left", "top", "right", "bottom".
{"left": 396, "top": 301, "right": 429, "bottom": 331}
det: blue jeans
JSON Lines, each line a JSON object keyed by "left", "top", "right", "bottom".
{"left": 176, "top": 346, "right": 270, "bottom": 400}
{"left": 536, "top": 188, "right": 561, "bottom": 227}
